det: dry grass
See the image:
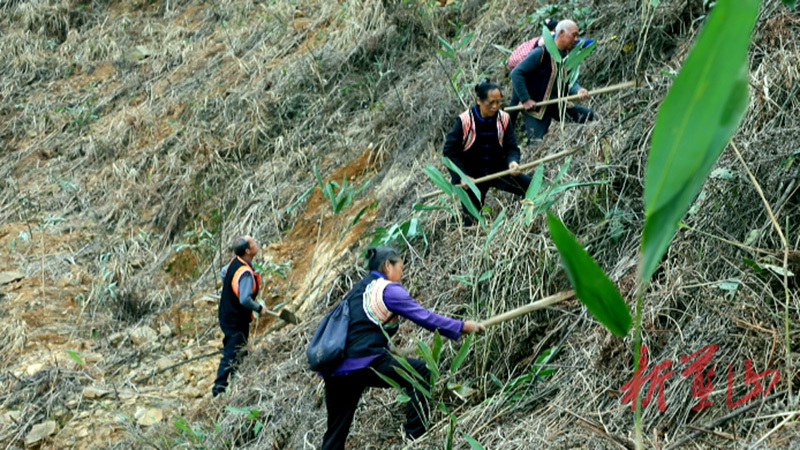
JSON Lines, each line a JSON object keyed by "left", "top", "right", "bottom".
{"left": 1, "top": 0, "right": 799, "bottom": 448}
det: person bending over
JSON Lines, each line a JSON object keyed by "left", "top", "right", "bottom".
{"left": 320, "top": 246, "right": 485, "bottom": 449}
{"left": 443, "top": 79, "right": 532, "bottom": 226}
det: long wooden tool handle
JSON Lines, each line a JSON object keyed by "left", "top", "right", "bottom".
{"left": 419, "top": 147, "right": 577, "bottom": 201}
{"left": 480, "top": 290, "right": 575, "bottom": 328}
{"left": 504, "top": 80, "right": 639, "bottom": 112}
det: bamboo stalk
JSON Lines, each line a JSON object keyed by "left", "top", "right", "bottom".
{"left": 480, "top": 290, "right": 575, "bottom": 328}
{"left": 504, "top": 80, "right": 639, "bottom": 112}
{"left": 419, "top": 147, "right": 578, "bottom": 201}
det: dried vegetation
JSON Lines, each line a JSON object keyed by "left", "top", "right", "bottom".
{"left": 1, "top": 0, "right": 799, "bottom": 448}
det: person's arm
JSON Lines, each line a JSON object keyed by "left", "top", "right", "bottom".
{"left": 569, "top": 80, "right": 582, "bottom": 96}
{"left": 569, "top": 80, "right": 589, "bottom": 100}
{"left": 511, "top": 47, "right": 545, "bottom": 104}
{"left": 503, "top": 122, "right": 521, "bottom": 168}
{"left": 236, "top": 272, "right": 263, "bottom": 313}
{"left": 383, "top": 283, "right": 464, "bottom": 340}
{"left": 220, "top": 263, "right": 230, "bottom": 281}
{"left": 443, "top": 119, "right": 468, "bottom": 185}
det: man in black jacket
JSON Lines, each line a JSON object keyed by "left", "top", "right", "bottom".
{"left": 510, "top": 19, "right": 594, "bottom": 145}
{"left": 212, "top": 235, "right": 265, "bottom": 397}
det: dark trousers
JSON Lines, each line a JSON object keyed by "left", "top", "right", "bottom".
{"left": 461, "top": 173, "right": 532, "bottom": 225}
{"left": 521, "top": 105, "right": 595, "bottom": 144}
{"left": 212, "top": 323, "right": 249, "bottom": 396}
{"left": 322, "top": 354, "right": 431, "bottom": 450}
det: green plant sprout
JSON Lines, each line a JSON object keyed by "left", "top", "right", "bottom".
{"left": 545, "top": 0, "right": 760, "bottom": 447}
{"left": 313, "top": 164, "right": 371, "bottom": 214}
{"left": 373, "top": 331, "right": 484, "bottom": 450}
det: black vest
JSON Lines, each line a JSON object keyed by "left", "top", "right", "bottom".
{"left": 343, "top": 273, "right": 399, "bottom": 358}
{"left": 219, "top": 257, "right": 260, "bottom": 328}
{"left": 515, "top": 48, "right": 567, "bottom": 118}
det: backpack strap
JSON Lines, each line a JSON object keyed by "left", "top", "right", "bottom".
{"left": 497, "top": 110, "right": 510, "bottom": 146}
{"left": 458, "top": 110, "right": 476, "bottom": 151}
{"left": 362, "top": 278, "right": 399, "bottom": 329}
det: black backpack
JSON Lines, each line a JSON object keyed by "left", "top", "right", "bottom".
{"left": 306, "top": 300, "right": 350, "bottom": 373}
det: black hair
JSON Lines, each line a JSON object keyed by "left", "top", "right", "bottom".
{"left": 365, "top": 246, "right": 401, "bottom": 272}
{"left": 232, "top": 237, "right": 250, "bottom": 256}
{"left": 474, "top": 78, "right": 501, "bottom": 101}
{"left": 544, "top": 17, "right": 559, "bottom": 31}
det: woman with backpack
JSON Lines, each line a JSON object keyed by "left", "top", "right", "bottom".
{"left": 319, "top": 246, "right": 485, "bottom": 449}
{"left": 443, "top": 79, "right": 532, "bottom": 226}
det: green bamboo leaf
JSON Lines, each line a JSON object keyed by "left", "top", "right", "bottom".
{"left": 450, "top": 274, "right": 474, "bottom": 287}
{"left": 437, "top": 49, "right": 457, "bottom": 61}
{"left": 450, "top": 334, "right": 473, "bottom": 374}
{"left": 460, "top": 431, "right": 486, "bottom": 450}
{"left": 393, "top": 367, "right": 431, "bottom": 397}
{"left": 525, "top": 164, "right": 544, "bottom": 200}
{"left": 456, "top": 32, "right": 475, "bottom": 50}
{"left": 533, "top": 180, "right": 610, "bottom": 204}
{"left": 567, "top": 66, "right": 581, "bottom": 90}
{"left": 547, "top": 212, "right": 631, "bottom": 336}
{"left": 781, "top": 0, "right": 796, "bottom": 7}
{"left": 446, "top": 417, "right": 455, "bottom": 450}
{"left": 442, "top": 157, "right": 481, "bottom": 201}
{"left": 372, "top": 368, "right": 404, "bottom": 391}
{"left": 492, "top": 44, "right": 513, "bottom": 54}
{"left": 353, "top": 178, "right": 371, "bottom": 195}
{"left": 66, "top": 349, "right": 84, "bottom": 366}
{"left": 413, "top": 203, "right": 451, "bottom": 211}
{"left": 285, "top": 184, "right": 315, "bottom": 214}
{"left": 350, "top": 203, "right": 371, "bottom": 227}
{"left": 313, "top": 164, "right": 324, "bottom": 188}
{"left": 484, "top": 208, "right": 506, "bottom": 252}
{"left": 552, "top": 157, "right": 572, "bottom": 185}
{"left": 455, "top": 188, "right": 484, "bottom": 225}
{"left": 542, "top": 25, "right": 561, "bottom": 63}
{"left": 423, "top": 164, "right": 454, "bottom": 195}
{"left": 416, "top": 339, "right": 440, "bottom": 381}
{"left": 642, "top": 0, "right": 759, "bottom": 282}
{"left": 452, "top": 68, "right": 462, "bottom": 85}
{"left": 438, "top": 35, "right": 455, "bottom": 54}
{"left": 432, "top": 330, "right": 443, "bottom": 362}
{"left": 565, "top": 41, "right": 596, "bottom": 72}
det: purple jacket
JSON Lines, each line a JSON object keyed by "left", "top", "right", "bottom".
{"left": 327, "top": 272, "right": 464, "bottom": 376}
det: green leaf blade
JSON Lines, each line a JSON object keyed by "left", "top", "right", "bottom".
{"left": 460, "top": 431, "right": 486, "bottom": 450}
{"left": 542, "top": 25, "right": 561, "bottom": 63}
{"left": 565, "top": 41, "right": 596, "bottom": 72}
{"left": 642, "top": 0, "right": 758, "bottom": 282}
{"left": 450, "top": 334, "right": 473, "bottom": 374}
{"left": 525, "top": 164, "right": 544, "bottom": 201}
{"left": 423, "top": 164, "right": 454, "bottom": 195}
{"left": 442, "top": 157, "right": 481, "bottom": 201}
{"left": 547, "top": 212, "right": 631, "bottom": 336}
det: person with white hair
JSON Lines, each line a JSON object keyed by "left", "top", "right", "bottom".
{"left": 510, "top": 19, "right": 595, "bottom": 145}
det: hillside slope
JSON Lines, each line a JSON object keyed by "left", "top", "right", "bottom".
{"left": 1, "top": 0, "right": 799, "bottom": 448}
